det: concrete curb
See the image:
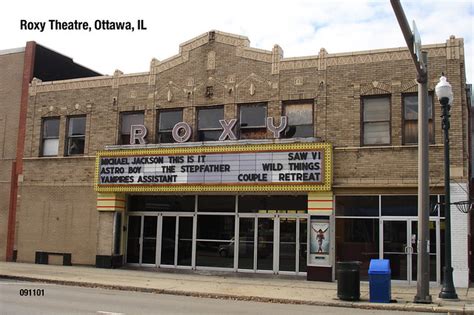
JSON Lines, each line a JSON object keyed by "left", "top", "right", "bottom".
{"left": 0, "top": 274, "right": 467, "bottom": 314}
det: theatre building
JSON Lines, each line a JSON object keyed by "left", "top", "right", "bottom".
{"left": 4, "top": 31, "right": 472, "bottom": 287}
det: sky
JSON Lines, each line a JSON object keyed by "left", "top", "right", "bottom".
{"left": 1, "top": 0, "right": 473, "bottom": 83}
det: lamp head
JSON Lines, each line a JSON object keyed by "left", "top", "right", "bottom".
{"left": 435, "top": 75, "right": 453, "bottom": 106}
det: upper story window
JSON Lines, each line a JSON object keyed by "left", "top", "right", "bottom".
{"left": 239, "top": 103, "right": 267, "bottom": 139}
{"left": 65, "top": 116, "right": 86, "bottom": 155}
{"left": 283, "top": 102, "right": 313, "bottom": 138}
{"left": 197, "top": 106, "right": 223, "bottom": 141}
{"left": 403, "top": 94, "right": 434, "bottom": 144}
{"left": 157, "top": 109, "right": 183, "bottom": 143}
{"left": 41, "top": 117, "right": 60, "bottom": 156}
{"left": 119, "top": 111, "right": 144, "bottom": 145}
{"left": 362, "top": 96, "right": 390, "bottom": 145}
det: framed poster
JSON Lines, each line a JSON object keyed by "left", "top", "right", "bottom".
{"left": 309, "top": 217, "right": 331, "bottom": 266}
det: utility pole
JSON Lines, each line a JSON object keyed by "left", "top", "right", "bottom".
{"left": 390, "top": 0, "right": 431, "bottom": 303}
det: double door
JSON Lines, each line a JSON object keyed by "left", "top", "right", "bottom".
{"left": 126, "top": 214, "right": 194, "bottom": 267}
{"left": 238, "top": 215, "right": 307, "bottom": 274}
{"left": 382, "top": 218, "right": 439, "bottom": 284}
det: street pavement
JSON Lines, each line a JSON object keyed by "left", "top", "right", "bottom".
{"left": 0, "top": 262, "right": 473, "bottom": 314}
{"left": 0, "top": 279, "right": 435, "bottom": 315}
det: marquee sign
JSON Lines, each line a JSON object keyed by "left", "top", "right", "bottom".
{"left": 95, "top": 142, "right": 332, "bottom": 192}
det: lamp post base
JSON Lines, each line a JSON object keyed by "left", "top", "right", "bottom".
{"left": 439, "top": 266, "right": 459, "bottom": 300}
{"left": 439, "top": 290, "right": 459, "bottom": 300}
{"left": 414, "top": 295, "right": 432, "bottom": 304}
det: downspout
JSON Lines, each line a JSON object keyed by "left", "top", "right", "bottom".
{"left": 6, "top": 41, "right": 36, "bottom": 261}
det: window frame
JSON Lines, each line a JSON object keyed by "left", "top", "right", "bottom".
{"left": 40, "top": 117, "right": 60, "bottom": 157}
{"left": 65, "top": 115, "right": 86, "bottom": 156}
{"left": 119, "top": 111, "right": 145, "bottom": 145}
{"left": 282, "top": 100, "right": 314, "bottom": 139}
{"left": 196, "top": 105, "right": 224, "bottom": 141}
{"left": 156, "top": 109, "right": 183, "bottom": 143}
{"left": 239, "top": 102, "right": 267, "bottom": 139}
{"left": 402, "top": 93, "right": 435, "bottom": 145}
{"left": 361, "top": 95, "right": 391, "bottom": 146}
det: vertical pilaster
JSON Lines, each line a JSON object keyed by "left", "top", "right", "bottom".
{"left": 450, "top": 182, "right": 470, "bottom": 288}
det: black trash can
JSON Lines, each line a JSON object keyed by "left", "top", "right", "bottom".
{"left": 337, "top": 261, "right": 361, "bottom": 301}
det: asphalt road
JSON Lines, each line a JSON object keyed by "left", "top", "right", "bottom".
{"left": 0, "top": 279, "right": 438, "bottom": 315}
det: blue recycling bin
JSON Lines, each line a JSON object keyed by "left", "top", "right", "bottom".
{"left": 368, "top": 259, "right": 391, "bottom": 303}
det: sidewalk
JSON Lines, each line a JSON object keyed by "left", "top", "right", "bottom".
{"left": 1, "top": 262, "right": 473, "bottom": 313}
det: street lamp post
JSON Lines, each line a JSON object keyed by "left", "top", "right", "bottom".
{"left": 390, "top": 0, "right": 431, "bottom": 303}
{"left": 436, "top": 75, "right": 458, "bottom": 300}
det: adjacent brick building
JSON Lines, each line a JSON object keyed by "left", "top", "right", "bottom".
{"left": 0, "top": 43, "right": 99, "bottom": 262}
{"left": 4, "top": 31, "right": 471, "bottom": 287}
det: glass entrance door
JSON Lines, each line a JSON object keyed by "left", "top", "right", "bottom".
{"left": 177, "top": 216, "right": 193, "bottom": 266}
{"left": 279, "top": 217, "right": 296, "bottom": 272}
{"left": 158, "top": 215, "right": 194, "bottom": 267}
{"left": 238, "top": 217, "right": 255, "bottom": 270}
{"left": 126, "top": 216, "right": 141, "bottom": 264}
{"left": 382, "top": 219, "right": 439, "bottom": 284}
{"left": 142, "top": 216, "right": 157, "bottom": 265}
{"left": 410, "top": 220, "right": 439, "bottom": 283}
{"left": 160, "top": 216, "right": 176, "bottom": 266}
{"left": 382, "top": 220, "right": 408, "bottom": 280}
{"left": 257, "top": 217, "right": 274, "bottom": 271}
{"left": 126, "top": 215, "right": 157, "bottom": 265}
{"left": 238, "top": 215, "right": 307, "bottom": 274}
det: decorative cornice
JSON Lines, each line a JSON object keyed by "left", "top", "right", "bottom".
{"left": 214, "top": 31, "right": 250, "bottom": 47}
{"left": 154, "top": 51, "right": 190, "bottom": 74}
{"left": 236, "top": 46, "right": 272, "bottom": 63}
{"left": 29, "top": 72, "right": 151, "bottom": 94}
{"left": 178, "top": 30, "right": 250, "bottom": 54}
{"left": 31, "top": 77, "right": 113, "bottom": 94}
{"left": 118, "top": 75, "right": 149, "bottom": 85}
{"left": 28, "top": 32, "right": 456, "bottom": 95}
{"left": 179, "top": 33, "right": 209, "bottom": 53}
{"left": 280, "top": 58, "right": 319, "bottom": 71}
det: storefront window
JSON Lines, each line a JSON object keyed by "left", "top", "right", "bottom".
{"left": 128, "top": 195, "right": 195, "bottom": 212}
{"left": 197, "top": 107, "right": 223, "bottom": 141}
{"left": 196, "top": 215, "right": 235, "bottom": 268}
{"left": 381, "top": 195, "right": 417, "bottom": 216}
{"left": 336, "top": 218, "right": 379, "bottom": 280}
{"left": 335, "top": 196, "right": 379, "bottom": 216}
{"left": 157, "top": 110, "right": 182, "bottom": 143}
{"left": 198, "top": 195, "right": 235, "bottom": 212}
{"left": 238, "top": 195, "right": 306, "bottom": 213}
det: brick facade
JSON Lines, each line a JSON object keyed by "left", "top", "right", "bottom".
{"left": 0, "top": 48, "right": 25, "bottom": 261}
{"left": 15, "top": 31, "right": 470, "bottom": 280}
